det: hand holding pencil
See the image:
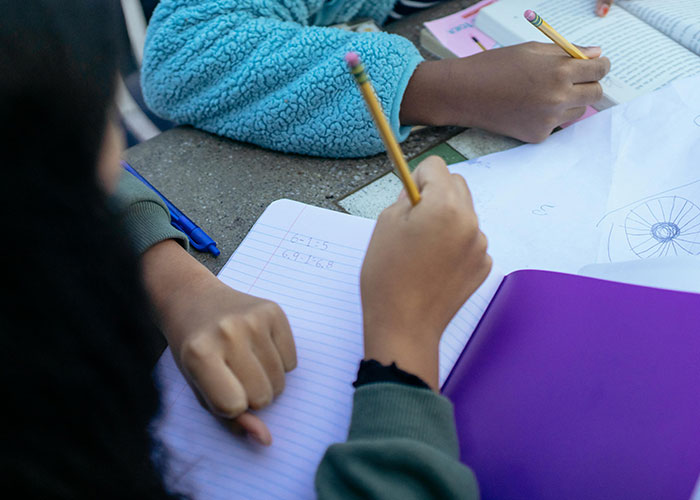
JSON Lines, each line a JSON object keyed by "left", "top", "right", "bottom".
{"left": 360, "top": 156, "right": 491, "bottom": 391}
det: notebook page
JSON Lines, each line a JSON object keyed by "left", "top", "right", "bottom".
{"left": 155, "top": 199, "right": 503, "bottom": 499}
{"left": 474, "top": 0, "right": 700, "bottom": 104}
{"left": 619, "top": 0, "right": 700, "bottom": 55}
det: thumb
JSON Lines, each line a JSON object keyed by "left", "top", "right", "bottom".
{"left": 412, "top": 155, "right": 451, "bottom": 195}
{"left": 229, "top": 411, "right": 272, "bottom": 446}
{"left": 579, "top": 46, "right": 602, "bottom": 58}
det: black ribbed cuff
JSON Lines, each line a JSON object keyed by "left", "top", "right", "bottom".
{"left": 353, "top": 359, "right": 431, "bottom": 390}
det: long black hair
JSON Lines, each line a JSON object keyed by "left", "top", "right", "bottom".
{"left": 0, "top": 1, "right": 179, "bottom": 497}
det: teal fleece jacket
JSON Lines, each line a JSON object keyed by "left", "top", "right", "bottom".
{"left": 141, "top": 0, "right": 424, "bottom": 158}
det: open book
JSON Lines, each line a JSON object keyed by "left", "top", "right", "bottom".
{"left": 155, "top": 199, "right": 700, "bottom": 500}
{"left": 474, "top": 0, "right": 700, "bottom": 108}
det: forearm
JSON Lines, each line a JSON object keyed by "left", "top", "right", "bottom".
{"left": 140, "top": 239, "right": 215, "bottom": 346}
{"left": 112, "top": 171, "right": 188, "bottom": 254}
{"left": 316, "top": 382, "right": 479, "bottom": 499}
{"left": 142, "top": 0, "right": 423, "bottom": 157}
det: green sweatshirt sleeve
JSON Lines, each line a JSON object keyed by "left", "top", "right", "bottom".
{"left": 315, "top": 383, "right": 480, "bottom": 499}
{"left": 112, "top": 171, "right": 188, "bottom": 255}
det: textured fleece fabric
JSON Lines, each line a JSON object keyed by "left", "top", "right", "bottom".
{"left": 316, "top": 383, "right": 480, "bottom": 499}
{"left": 141, "top": 0, "right": 424, "bottom": 158}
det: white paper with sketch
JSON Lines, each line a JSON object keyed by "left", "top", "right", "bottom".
{"left": 449, "top": 74, "right": 700, "bottom": 275}
{"left": 474, "top": 0, "right": 700, "bottom": 107}
{"left": 155, "top": 200, "right": 504, "bottom": 500}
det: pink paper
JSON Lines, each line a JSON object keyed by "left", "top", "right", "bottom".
{"left": 561, "top": 105, "right": 598, "bottom": 128}
{"left": 424, "top": 0, "right": 499, "bottom": 58}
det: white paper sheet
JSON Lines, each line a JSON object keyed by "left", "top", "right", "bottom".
{"left": 155, "top": 199, "right": 504, "bottom": 500}
{"left": 450, "top": 75, "right": 700, "bottom": 275}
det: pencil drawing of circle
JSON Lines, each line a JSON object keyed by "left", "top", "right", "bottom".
{"left": 625, "top": 196, "right": 700, "bottom": 258}
{"left": 695, "top": 115, "right": 700, "bottom": 127}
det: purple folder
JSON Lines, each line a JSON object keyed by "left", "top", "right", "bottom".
{"left": 443, "top": 270, "right": 700, "bottom": 500}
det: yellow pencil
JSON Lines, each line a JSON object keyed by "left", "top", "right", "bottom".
{"left": 524, "top": 10, "right": 588, "bottom": 59}
{"left": 345, "top": 52, "right": 421, "bottom": 205}
{"left": 472, "top": 36, "right": 487, "bottom": 52}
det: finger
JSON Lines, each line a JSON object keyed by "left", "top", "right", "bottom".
{"left": 185, "top": 357, "right": 248, "bottom": 418}
{"left": 450, "top": 173, "right": 476, "bottom": 211}
{"left": 571, "top": 80, "right": 604, "bottom": 106}
{"left": 229, "top": 412, "right": 272, "bottom": 446}
{"left": 559, "top": 106, "right": 588, "bottom": 125}
{"left": 596, "top": 0, "right": 612, "bottom": 17}
{"left": 412, "top": 155, "right": 451, "bottom": 196}
{"left": 253, "top": 333, "right": 287, "bottom": 397}
{"left": 578, "top": 45, "right": 603, "bottom": 59}
{"left": 569, "top": 56, "right": 610, "bottom": 83}
{"left": 227, "top": 353, "right": 274, "bottom": 410}
{"left": 396, "top": 188, "right": 407, "bottom": 201}
{"left": 269, "top": 305, "right": 297, "bottom": 371}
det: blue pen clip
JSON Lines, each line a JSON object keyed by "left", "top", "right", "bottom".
{"left": 121, "top": 161, "right": 220, "bottom": 257}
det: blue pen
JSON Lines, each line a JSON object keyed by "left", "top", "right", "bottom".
{"left": 121, "top": 160, "right": 220, "bottom": 257}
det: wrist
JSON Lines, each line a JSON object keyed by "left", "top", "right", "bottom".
{"left": 141, "top": 239, "right": 215, "bottom": 343}
{"left": 400, "top": 60, "right": 455, "bottom": 128}
{"left": 363, "top": 329, "right": 440, "bottom": 391}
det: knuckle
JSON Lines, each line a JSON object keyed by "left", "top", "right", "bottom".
{"left": 272, "top": 375, "right": 286, "bottom": 397}
{"left": 477, "top": 232, "right": 489, "bottom": 254}
{"left": 554, "top": 64, "right": 571, "bottom": 84}
{"left": 180, "top": 335, "right": 213, "bottom": 364}
{"left": 591, "top": 83, "right": 603, "bottom": 102}
{"left": 597, "top": 59, "right": 610, "bottom": 80}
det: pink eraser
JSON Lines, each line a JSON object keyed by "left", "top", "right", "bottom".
{"left": 345, "top": 51, "right": 360, "bottom": 67}
{"left": 524, "top": 9, "right": 536, "bottom": 21}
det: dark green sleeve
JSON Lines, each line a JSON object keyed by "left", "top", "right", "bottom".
{"left": 112, "top": 171, "right": 188, "bottom": 254}
{"left": 315, "top": 383, "right": 480, "bottom": 500}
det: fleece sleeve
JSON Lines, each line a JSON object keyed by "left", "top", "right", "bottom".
{"left": 315, "top": 383, "right": 480, "bottom": 499}
{"left": 112, "top": 171, "right": 188, "bottom": 255}
{"left": 141, "top": 0, "right": 424, "bottom": 158}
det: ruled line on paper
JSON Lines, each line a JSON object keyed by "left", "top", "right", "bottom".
{"left": 155, "top": 199, "right": 505, "bottom": 499}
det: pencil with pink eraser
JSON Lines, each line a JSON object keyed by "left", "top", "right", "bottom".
{"left": 345, "top": 51, "right": 421, "bottom": 206}
{"left": 524, "top": 10, "right": 588, "bottom": 59}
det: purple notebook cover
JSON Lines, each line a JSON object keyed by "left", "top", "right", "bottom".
{"left": 442, "top": 270, "right": 700, "bottom": 500}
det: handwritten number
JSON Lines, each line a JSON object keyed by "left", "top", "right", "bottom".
{"left": 532, "top": 204, "right": 555, "bottom": 216}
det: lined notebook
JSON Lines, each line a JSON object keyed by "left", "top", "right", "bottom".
{"left": 157, "top": 199, "right": 700, "bottom": 499}
{"left": 155, "top": 199, "right": 503, "bottom": 499}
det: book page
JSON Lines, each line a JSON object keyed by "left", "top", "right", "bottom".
{"left": 474, "top": 0, "right": 700, "bottom": 104}
{"left": 618, "top": 0, "right": 700, "bottom": 55}
{"left": 155, "top": 199, "right": 504, "bottom": 499}
{"left": 448, "top": 75, "right": 700, "bottom": 275}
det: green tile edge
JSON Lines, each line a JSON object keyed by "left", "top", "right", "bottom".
{"left": 407, "top": 142, "right": 467, "bottom": 172}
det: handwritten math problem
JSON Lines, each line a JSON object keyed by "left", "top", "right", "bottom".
{"left": 281, "top": 249, "right": 334, "bottom": 269}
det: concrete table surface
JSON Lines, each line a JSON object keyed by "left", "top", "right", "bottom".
{"left": 124, "top": 0, "right": 480, "bottom": 275}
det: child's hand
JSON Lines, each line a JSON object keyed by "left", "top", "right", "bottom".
{"left": 596, "top": 0, "right": 613, "bottom": 17}
{"left": 400, "top": 43, "right": 610, "bottom": 143}
{"left": 360, "top": 156, "right": 492, "bottom": 390}
{"left": 141, "top": 240, "right": 297, "bottom": 445}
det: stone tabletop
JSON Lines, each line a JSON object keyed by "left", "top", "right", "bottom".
{"left": 123, "top": 0, "right": 480, "bottom": 275}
